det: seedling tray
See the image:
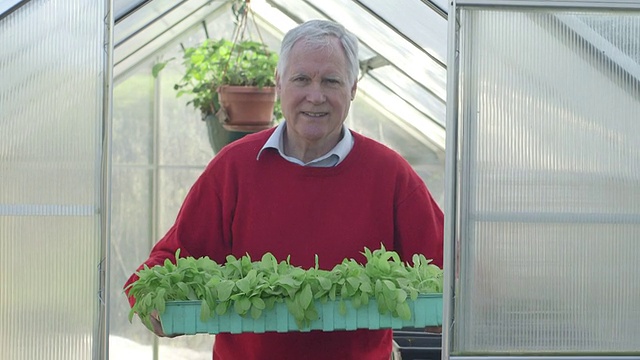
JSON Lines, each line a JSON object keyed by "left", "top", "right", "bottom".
{"left": 160, "top": 294, "right": 442, "bottom": 335}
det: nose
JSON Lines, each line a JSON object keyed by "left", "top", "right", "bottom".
{"left": 305, "top": 83, "right": 326, "bottom": 104}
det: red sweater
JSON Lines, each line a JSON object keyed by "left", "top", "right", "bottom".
{"left": 124, "top": 128, "right": 444, "bottom": 360}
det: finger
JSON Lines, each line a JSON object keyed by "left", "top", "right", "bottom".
{"left": 150, "top": 314, "right": 166, "bottom": 337}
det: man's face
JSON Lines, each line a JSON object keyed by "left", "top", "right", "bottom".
{"left": 276, "top": 37, "right": 357, "bottom": 149}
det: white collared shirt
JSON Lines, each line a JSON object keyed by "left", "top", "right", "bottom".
{"left": 257, "top": 122, "right": 354, "bottom": 167}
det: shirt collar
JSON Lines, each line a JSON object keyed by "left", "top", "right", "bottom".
{"left": 257, "top": 122, "right": 354, "bottom": 166}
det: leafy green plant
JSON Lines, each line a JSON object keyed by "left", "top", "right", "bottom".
{"left": 126, "top": 245, "right": 443, "bottom": 330}
{"left": 153, "top": 39, "right": 280, "bottom": 117}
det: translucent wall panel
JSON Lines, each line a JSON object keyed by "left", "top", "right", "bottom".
{"left": 0, "top": 1, "right": 105, "bottom": 359}
{"left": 110, "top": 59, "right": 214, "bottom": 359}
{"left": 351, "top": 79, "right": 445, "bottom": 205}
{"left": 453, "top": 8, "right": 640, "bottom": 354}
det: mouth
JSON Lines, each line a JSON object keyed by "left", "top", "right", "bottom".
{"left": 302, "top": 111, "right": 328, "bottom": 116}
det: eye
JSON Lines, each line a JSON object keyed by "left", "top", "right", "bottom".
{"left": 291, "top": 76, "right": 309, "bottom": 83}
{"left": 324, "top": 78, "right": 342, "bottom": 87}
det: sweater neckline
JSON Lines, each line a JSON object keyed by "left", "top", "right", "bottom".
{"left": 260, "top": 131, "right": 364, "bottom": 175}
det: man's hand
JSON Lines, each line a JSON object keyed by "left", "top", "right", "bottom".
{"left": 148, "top": 310, "right": 182, "bottom": 338}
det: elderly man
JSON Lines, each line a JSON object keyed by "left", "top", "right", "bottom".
{"left": 125, "top": 19, "right": 443, "bottom": 360}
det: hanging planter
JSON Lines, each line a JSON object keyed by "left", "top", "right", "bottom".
{"left": 152, "top": 0, "right": 281, "bottom": 153}
{"left": 217, "top": 85, "right": 276, "bottom": 130}
{"left": 203, "top": 113, "right": 250, "bottom": 154}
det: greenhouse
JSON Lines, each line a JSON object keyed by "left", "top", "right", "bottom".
{"left": 1, "top": 0, "right": 639, "bottom": 359}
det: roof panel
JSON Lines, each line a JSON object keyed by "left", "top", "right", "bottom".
{"left": 357, "top": 0, "right": 448, "bottom": 65}
{"left": 268, "top": 0, "right": 446, "bottom": 102}
{"left": 115, "top": 0, "right": 220, "bottom": 46}
{"left": 114, "top": 1, "right": 229, "bottom": 78}
{"left": 576, "top": 12, "right": 640, "bottom": 63}
{"left": 370, "top": 66, "right": 446, "bottom": 127}
{"left": 358, "top": 76, "right": 446, "bottom": 149}
{"left": 0, "top": 0, "right": 27, "bottom": 20}
{"left": 430, "top": 0, "right": 450, "bottom": 14}
{"left": 302, "top": 0, "right": 447, "bottom": 101}
{"left": 265, "top": 0, "right": 377, "bottom": 59}
{"left": 114, "top": 0, "right": 148, "bottom": 22}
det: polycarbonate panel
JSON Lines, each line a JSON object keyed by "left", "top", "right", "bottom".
{"left": 431, "top": 0, "right": 449, "bottom": 13}
{"left": 113, "top": 0, "right": 228, "bottom": 78}
{"left": 453, "top": 7, "right": 640, "bottom": 354}
{"left": 0, "top": 0, "right": 23, "bottom": 18}
{"left": 113, "top": 0, "right": 146, "bottom": 21}
{"left": 348, "top": 86, "right": 445, "bottom": 206}
{"left": 369, "top": 65, "right": 447, "bottom": 127}
{"left": 357, "top": 0, "right": 448, "bottom": 65}
{"left": 110, "top": 58, "right": 214, "bottom": 359}
{"left": 0, "top": 0, "right": 105, "bottom": 359}
{"left": 114, "top": 0, "right": 222, "bottom": 46}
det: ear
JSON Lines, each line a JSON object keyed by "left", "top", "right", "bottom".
{"left": 350, "top": 81, "right": 357, "bottom": 101}
{"left": 275, "top": 71, "right": 282, "bottom": 97}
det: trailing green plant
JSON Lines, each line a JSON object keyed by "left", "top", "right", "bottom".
{"left": 126, "top": 245, "right": 443, "bottom": 330}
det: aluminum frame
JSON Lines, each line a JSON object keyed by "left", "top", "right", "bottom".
{"left": 0, "top": 0, "right": 28, "bottom": 20}
{"left": 98, "top": 1, "right": 115, "bottom": 359}
{"left": 443, "top": 1, "right": 640, "bottom": 360}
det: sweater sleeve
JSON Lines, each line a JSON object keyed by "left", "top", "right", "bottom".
{"left": 123, "top": 162, "right": 233, "bottom": 308}
{"left": 393, "top": 169, "right": 444, "bottom": 269}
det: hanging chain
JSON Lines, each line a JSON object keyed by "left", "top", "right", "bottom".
{"left": 221, "top": 0, "right": 271, "bottom": 82}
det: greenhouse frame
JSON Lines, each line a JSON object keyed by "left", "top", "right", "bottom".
{"left": 0, "top": 0, "right": 639, "bottom": 359}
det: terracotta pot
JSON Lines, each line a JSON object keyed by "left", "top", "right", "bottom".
{"left": 217, "top": 85, "right": 276, "bottom": 126}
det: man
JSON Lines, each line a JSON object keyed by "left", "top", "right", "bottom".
{"left": 125, "top": 19, "right": 443, "bottom": 360}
